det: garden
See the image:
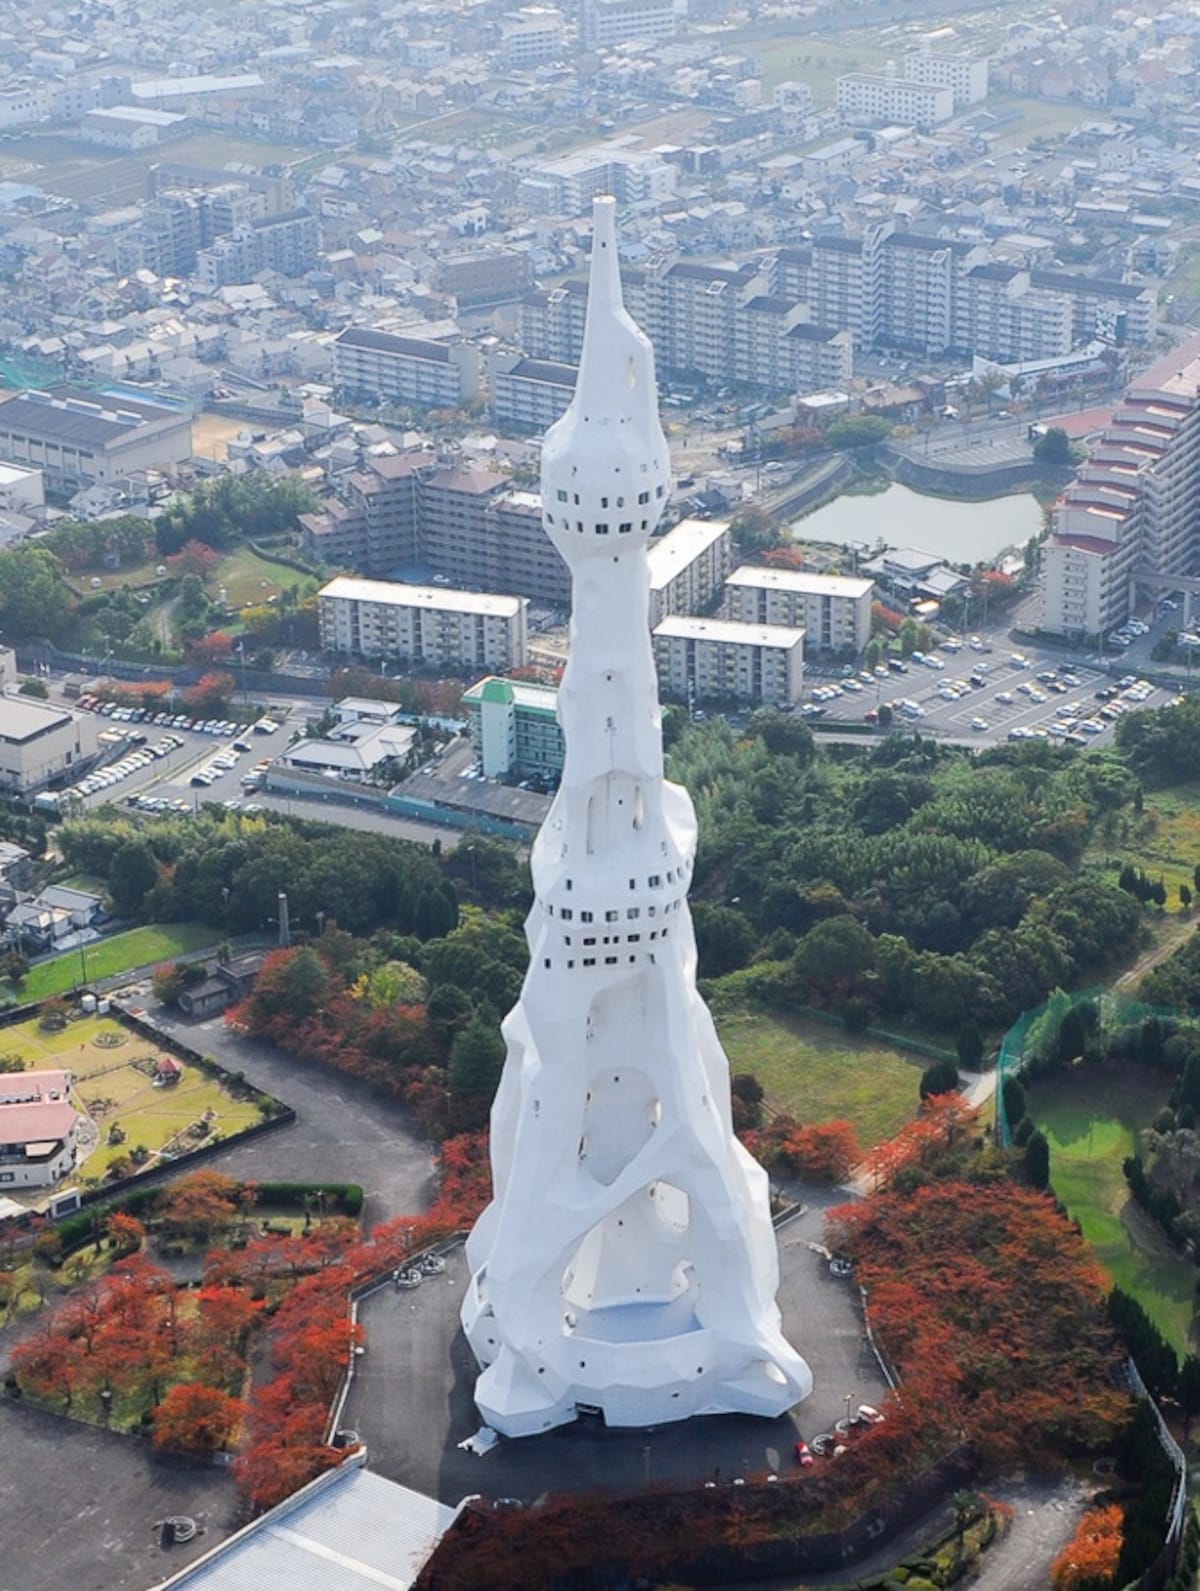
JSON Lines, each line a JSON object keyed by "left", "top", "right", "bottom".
{"left": 0, "top": 1008, "right": 273, "bottom": 1188}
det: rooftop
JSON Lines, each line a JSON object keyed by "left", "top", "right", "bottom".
{"left": 653, "top": 615, "right": 805, "bottom": 648}
{"left": 727, "top": 567, "right": 874, "bottom": 599}
{"left": 319, "top": 576, "right": 524, "bottom": 619}
{"left": 0, "top": 697, "right": 73, "bottom": 745}
{"left": 150, "top": 1459, "right": 455, "bottom": 1591}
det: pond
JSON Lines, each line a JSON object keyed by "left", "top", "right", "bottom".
{"left": 795, "top": 484, "right": 1045, "bottom": 565}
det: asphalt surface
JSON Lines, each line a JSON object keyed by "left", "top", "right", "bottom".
{"left": 344, "top": 1186, "right": 887, "bottom": 1507}
{"left": 0, "top": 998, "right": 440, "bottom": 1591}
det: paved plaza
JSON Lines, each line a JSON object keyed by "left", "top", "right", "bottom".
{"left": 345, "top": 1186, "right": 887, "bottom": 1504}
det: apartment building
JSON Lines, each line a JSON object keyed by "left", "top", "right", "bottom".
{"left": 810, "top": 236, "right": 866, "bottom": 345}
{"left": 519, "top": 260, "right": 847, "bottom": 394}
{"left": 958, "top": 265, "right": 1074, "bottom": 365}
{"left": 302, "top": 458, "right": 572, "bottom": 604}
{"left": 580, "top": 0, "right": 676, "bottom": 49}
{"left": 647, "top": 518, "right": 733, "bottom": 627}
{"left": 1028, "top": 269, "right": 1157, "bottom": 349}
{"left": 652, "top": 616, "right": 805, "bottom": 705}
{"left": 1043, "top": 354, "right": 1200, "bottom": 637}
{"left": 725, "top": 567, "right": 874, "bottom": 653}
{"left": 434, "top": 250, "right": 533, "bottom": 309}
{"left": 489, "top": 489, "right": 571, "bottom": 606}
{"left": 901, "top": 50, "right": 989, "bottom": 107}
{"left": 836, "top": 74, "right": 955, "bottom": 132}
{"left": 499, "top": 5, "right": 567, "bottom": 64}
{"left": 518, "top": 147, "right": 676, "bottom": 218}
{"left": 869, "top": 228, "right": 958, "bottom": 355}
{"left": 196, "top": 208, "right": 319, "bottom": 288}
{"left": 319, "top": 576, "right": 528, "bottom": 672}
{"left": 333, "top": 327, "right": 482, "bottom": 409}
{"left": 462, "top": 676, "right": 564, "bottom": 778}
{"left": 488, "top": 353, "right": 575, "bottom": 432}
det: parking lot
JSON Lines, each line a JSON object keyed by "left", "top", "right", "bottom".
{"left": 800, "top": 627, "right": 1182, "bottom": 749}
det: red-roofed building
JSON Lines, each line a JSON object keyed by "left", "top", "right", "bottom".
{"left": 0, "top": 1073, "right": 81, "bottom": 1188}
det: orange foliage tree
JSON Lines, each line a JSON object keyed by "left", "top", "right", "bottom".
{"left": 827, "top": 1180, "right": 1129, "bottom": 1467}
{"left": 154, "top": 1383, "right": 246, "bottom": 1457}
{"left": 1051, "top": 1504, "right": 1124, "bottom": 1590}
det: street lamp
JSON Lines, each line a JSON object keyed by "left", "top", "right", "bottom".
{"left": 316, "top": 910, "right": 326, "bottom": 936}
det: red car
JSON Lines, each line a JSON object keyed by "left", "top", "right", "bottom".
{"left": 794, "top": 1439, "right": 814, "bottom": 1467}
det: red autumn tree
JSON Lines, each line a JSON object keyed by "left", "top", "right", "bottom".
{"left": 785, "top": 1120, "right": 861, "bottom": 1182}
{"left": 1051, "top": 1504, "right": 1124, "bottom": 1590}
{"left": 166, "top": 539, "right": 221, "bottom": 579}
{"left": 154, "top": 1383, "right": 246, "bottom": 1457}
{"left": 186, "top": 631, "right": 235, "bottom": 667}
{"left": 105, "top": 1210, "right": 145, "bottom": 1254}
{"left": 159, "top": 1170, "right": 242, "bottom": 1243}
{"left": 182, "top": 672, "right": 236, "bottom": 717}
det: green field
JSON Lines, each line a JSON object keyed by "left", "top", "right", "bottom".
{"left": 716, "top": 1009, "right": 923, "bottom": 1148}
{"left": 0, "top": 1010, "right": 266, "bottom": 1186}
{"left": 1089, "top": 783, "right": 1200, "bottom": 918}
{"left": 13, "top": 924, "right": 217, "bottom": 1003}
{"left": 209, "top": 544, "right": 312, "bottom": 610}
{"left": 1029, "top": 1069, "right": 1196, "bottom": 1354}
{"left": 748, "top": 34, "right": 890, "bottom": 99}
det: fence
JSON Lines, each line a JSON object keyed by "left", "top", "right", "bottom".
{"left": 995, "top": 987, "right": 1180, "bottom": 1146}
{"left": 1125, "top": 1356, "right": 1188, "bottom": 1590}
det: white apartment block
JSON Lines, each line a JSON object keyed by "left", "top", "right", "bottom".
{"left": 519, "top": 147, "right": 676, "bottom": 218}
{"left": 725, "top": 568, "right": 874, "bottom": 653}
{"left": 836, "top": 74, "right": 955, "bottom": 132}
{"left": 500, "top": 5, "right": 566, "bottom": 64}
{"left": 333, "top": 327, "right": 481, "bottom": 409}
{"left": 901, "top": 50, "right": 989, "bottom": 107}
{"left": 1043, "top": 355, "right": 1200, "bottom": 638}
{"left": 581, "top": 0, "right": 677, "bottom": 49}
{"left": 647, "top": 518, "right": 733, "bottom": 627}
{"left": 652, "top": 616, "right": 805, "bottom": 705}
{"left": 318, "top": 576, "right": 528, "bottom": 672}
{"left": 0, "top": 460, "right": 44, "bottom": 514}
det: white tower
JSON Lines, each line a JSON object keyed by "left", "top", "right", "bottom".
{"left": 461, "top": 196, "right": 811, "bottom": 1438}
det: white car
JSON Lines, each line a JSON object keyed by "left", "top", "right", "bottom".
{"left": 970, "top": 717, "right": 989, "bottom": 732}
{"left": 995, "top": 691, "right": 1014, "bottom": 706}
{"left": 841, "top": 678, "right": 863, "bottom": 694}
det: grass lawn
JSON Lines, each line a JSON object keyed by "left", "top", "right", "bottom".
{"left": 209, "top": 544, "right": 312, "bottom": 609}
{"left": 0, "top": 1010, "right": 267, "bottom": 1188}
{"left": 1028, "top": 1067, "right": 1196, "bottom": 1355}
{"left": 1088, "top": 783, "right": 1200, "bottom": 919}
{"left": 716, "top": 1009, "right": 923, "bottom": 1147}
{"left": 12, "top": 923, "right": 217, "bottom": 1003}
{"left": 747, "top": 33, "right": 890, "bottom": 99}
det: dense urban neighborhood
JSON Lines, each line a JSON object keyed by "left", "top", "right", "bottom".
{"left": 5, "top": 0, "right": 1200, "bottom": 1587}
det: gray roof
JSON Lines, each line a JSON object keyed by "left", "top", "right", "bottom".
{"left": 151, "top": 1461, "right": 456, "bottom": 1591}
{"left": 0, "top": 387, "right": 180, "bottom": 449}
{"left": 336, "top": 327, "right": 452, "bottom": 362}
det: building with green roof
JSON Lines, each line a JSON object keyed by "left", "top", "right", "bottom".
{"left": 462, "top": 675, "right": 564, "bottom": 778}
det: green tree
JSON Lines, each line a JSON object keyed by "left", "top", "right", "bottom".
{"left": 108, "top": 839, "right": 159, "bottom": 918}
{"left": 728, "top": 505, "right": 783, "bottom": 554}
{"left": 448, "top": 1011, "right": 505, "bottom": 1104}
{"left": 1032, "top": 427, "right": 1072, "bottom": 466}
{"left": 920, "top": 1058, "right": 961, "bottom": 1099}
{"left": 956, "top": 1017, "right": 984, "bottom": 1069}
{"left": 1025, "top": 1129, "right": 1050, "bottom": 1190}
{"left": 0, "top": 546, "right": 73, "bottom": 642}
{"left": 826, "top": 414, "right": 892, "bottom": 450}
{"left": 692, "top": 903, "right": 754, "bottom": 978}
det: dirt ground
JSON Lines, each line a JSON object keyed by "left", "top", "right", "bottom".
{"left": 191, "top": 412, "right": 245, "bottom": 464}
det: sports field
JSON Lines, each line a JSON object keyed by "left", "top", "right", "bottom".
{"left": 12, "top": 923, "right": 217, "bottom": 1004}
{"left": 716, "top": 1008, "right": 922, "bottom": 1147}
{"left": 1029, "top": 1069, "right": 1196, "bottom": 1354}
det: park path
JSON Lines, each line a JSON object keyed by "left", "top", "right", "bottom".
{"left": 1113, "top": 913, "right": 1194, "bottom": 995}
{"left": 843, "top": 1066, "right": 996, "bottom": 1196}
